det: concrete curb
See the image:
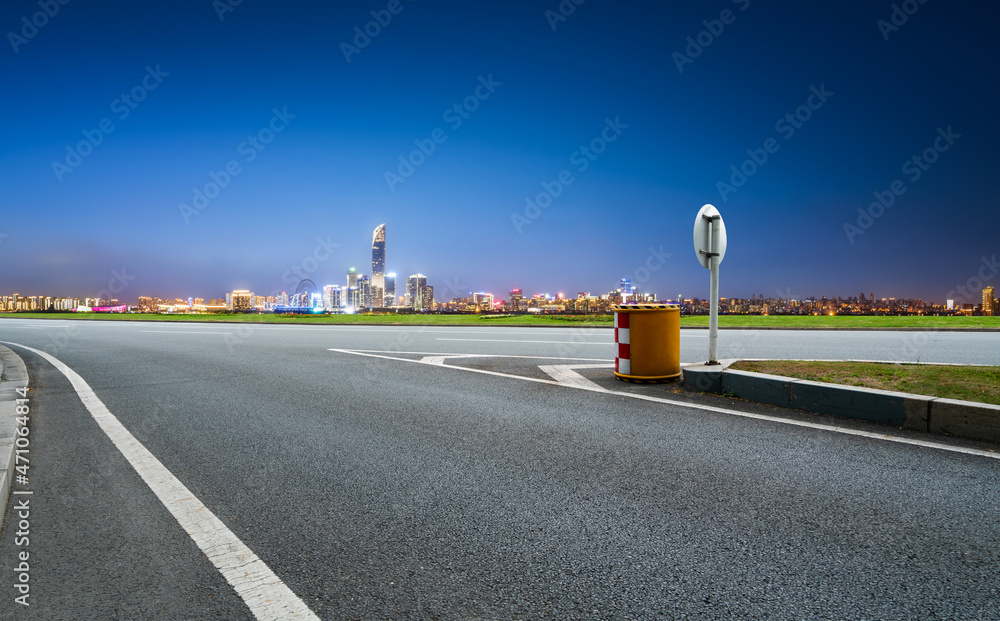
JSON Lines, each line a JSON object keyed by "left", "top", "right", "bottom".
{"left": 683, "top": 360, "right": 1000, "bottom": 444}
{"left": 1, "top": 345, "right": 29, "bottom": 531}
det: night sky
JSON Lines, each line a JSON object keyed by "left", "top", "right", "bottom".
{"left": 2, "top": 0, "right": 997, "bottom": 304}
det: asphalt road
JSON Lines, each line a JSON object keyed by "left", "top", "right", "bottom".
{"left": 1, "top": 318, "right": 999, "bottom": 620}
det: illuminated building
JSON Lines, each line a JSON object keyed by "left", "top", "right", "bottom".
{"left": 407, "top": 274, "right": 428, "bottom": 310}
{"left": 619, "top": 277, "right": 635, "bottom": 303}
{"left": 371, "top": 224, "right": 385, "bottom": 307}
{"left": 473, "top": 292, "right": 493, "bottom": 311}
{"left": 357, "top": 275, "right": 371, "bottom": 308}
{"left": 228, "top": 289, "right": 253, "bottom": 311}
{"left": 347, "top": 266, "right": 358, "bottom": 288}
{"left": 323, "top": 284, "right": 343, "bottom": 310}
{"left": 384, "top": 273, "right": 396, "bottom": 307}
{"left": 984, "top": 286, "right": 995, "bottom": 316}
{"left": 507, "top": 289, "right": 526, "bottom": 312}
{"left": 346, "top": 286, "right": 361, "bottom": 309}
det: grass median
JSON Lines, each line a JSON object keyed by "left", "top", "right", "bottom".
{"left": 0, "top": 312, "right": 614, "bottom": 327}
{"left": 732, "top": 360, "right": 1000, "bottom": 406}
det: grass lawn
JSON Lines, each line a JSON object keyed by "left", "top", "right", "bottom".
{"left": 0, "top": 312, "right": 614, "bottom": 327}
{"left": 678, "top": 315, "right": 999, "bottom": 330}
{"left": 1, "top": 313, "right": 997, "bottom": 330}
{"left": 732, "top": 360, "right": 1000, "bottom": 406}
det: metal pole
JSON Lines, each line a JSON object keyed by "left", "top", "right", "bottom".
{"left": 708, "top": 216, "right": 720, "bottom": 364}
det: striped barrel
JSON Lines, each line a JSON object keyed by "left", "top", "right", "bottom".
{"left": 612, "top": 304, "right": 680, "bottom": 383}
{"left": 615, "top": 310, "right": 631, "bottom": 375}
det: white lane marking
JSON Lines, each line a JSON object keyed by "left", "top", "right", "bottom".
{"left": 332, "top": 349, "right": 560, "bottom": 387}
{"left": 340, "top": 349, "right": 611, "bottom": 361}
{"left": 539, "top": 364, "right": 613, "bottom": 392}
{"left": 40, "top": 322, "right": 613, "bottom": 336}
{"left": 2, "top": 342, "right": 319, "bottom": 620}
{"left": 420, "top": 354, "right": 485, "bottom": 365}
{"left": 436, "top": 338, "right": 611, "bottom": 345}
{"left": 330, "top": 348, "right": 1000, "bottom": 461}
{"left": 140, "top": 330, "right": 232, "bottom": 335}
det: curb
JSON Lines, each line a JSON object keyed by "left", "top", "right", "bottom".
{"left": 682, "top": 360, "right": 1000, "bottom": 444}
{"left": 0, "top": 345, "right": 29, "bottom": 531}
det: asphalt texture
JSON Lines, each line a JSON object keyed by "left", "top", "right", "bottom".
{"left": 1, "top": 318, "right": 999, "bottom": 620}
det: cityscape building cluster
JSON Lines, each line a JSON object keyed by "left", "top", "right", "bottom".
{"left": 2, "top": 226, "right": 998, "bottom": 316}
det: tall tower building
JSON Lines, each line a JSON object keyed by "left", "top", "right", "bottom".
{"left": 509, "top": 288, "right": 524, "bottom": 312}
{"left": 407, "top": 274, "right": 427, "bottom": 311}
{"left": 984, "top": 286, "right": 995, "bottom": 316}
{"left": 347, "top": 266, "right": 358, "bottom": 288}
{"left": 384, "top": 273, "right": 396, "bottom": 307}
{"left": 357, "top": 275, "right": 372, "bottom": 308}
{"left": 323, "top": 285, "right": 343, "bottom": 310}
{"left": 423, "top": 285, "right": 434, "bottom": 311}
{"left": 371, "top": 224, "right": 386, "bottom": 307}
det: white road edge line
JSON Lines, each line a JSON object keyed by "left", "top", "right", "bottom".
{"left": 345, "top": 349, "right": 612, "bottom": 361}
{"left": 330, "top": 348, "right": 1000, "bottom": 461}
{"left": 436, "top": 338, "right": 611, "bottom": 344}
{"left": 140, "top": 330, "right": 233, "bottom": 335}
{"left": 2, "top": 342, "right": 319, "bottom": 621}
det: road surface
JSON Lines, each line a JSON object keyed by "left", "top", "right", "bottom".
{"left": 1, "top": 318, "right": 998, "bottom": 620}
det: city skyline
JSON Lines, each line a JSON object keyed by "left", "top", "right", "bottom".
{"left": 1, "top": 213, "right": 995, "bottom": 309}
{"left": 0, "top": 210, "right": 995, "bottom": 310}
{"left": 2, "top": 1, "right": 998, "bottom": 303}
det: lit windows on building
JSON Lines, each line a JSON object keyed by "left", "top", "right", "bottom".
{"left": 371, "top": 224, "right": 385, "bottom": 307}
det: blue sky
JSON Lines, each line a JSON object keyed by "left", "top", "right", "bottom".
{"left": 1, "top": 0, "right": 997, "bottom": 304}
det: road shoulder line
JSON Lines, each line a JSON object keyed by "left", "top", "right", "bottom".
{"left": 0, "top": 341, "right": 319, "bottom": 621}
{"left": 0, "top": 345, "right": 29, "bottom": 533}
{"left": 330, "top": 348, "right": 1000, "bottom": 461}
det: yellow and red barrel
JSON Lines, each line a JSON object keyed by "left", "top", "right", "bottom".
{"left": 613, "top": 304, "right": 681, "bottom": 383}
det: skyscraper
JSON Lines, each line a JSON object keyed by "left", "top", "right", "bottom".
{"left": 407, "top": 274, "right": 427, "bottom": 310}
{"left": 323, "top": 284, "right": 343, "bottom": 310}
{"left": 347, "top": 266, "right": 358, "bottom": 288}
{"left": 619, "top": 277, "right": 634, "bottom": 303}
{"left": 357, "top": 275, "right": 371, "bottom": 308}
{"left": 984, "top": 286, "right": 995, "bottom": 316}
{"left": 384, "top": 273, "right": 396, "bottom": 307}
{"left": 372, "top": 224, "right": 385, "bottom": 307}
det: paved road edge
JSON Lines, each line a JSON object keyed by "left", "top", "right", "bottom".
{"left": 0, "top": 345, "right": 29, "bottom": 532}
{"left": 682, "top": 360, "right": 1000, "bottom": 445}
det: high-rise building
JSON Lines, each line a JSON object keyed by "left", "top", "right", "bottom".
{"left": 371, "top": 224, "right": 385, "bottom": 307}
{"left": 357, "top": 275, "right": 371, "bottom": 308}
{"left": 423, "top": 285, "right": 434, "bottom": 311}
{"left": 508, "top": 288, "right": 524, "bottom": 312}
{"left": 323, "top": 284, "right": 343, "bottom": 310}
{"left": 228, "top": 289, "right": 253, "bottom": 311}
{"left": 619, "top": 277, "right": 634, "bottom": 303}
{"left": 472, "top": 292, "right": 494, "bottom": 311}
{"left": 407, "top": 274, "right": 428, "bottom": 310}
{"left": 347, "top": 266, "right": 358, "bottom": 288}
{"left": 346, "top": 286, "right": 360, "bottom": 309}
{"left": 384, "top": 273, "right": 396, "bottom": 307}
{"left": 984, "top": 286, "right": 995, "bottom": 316}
